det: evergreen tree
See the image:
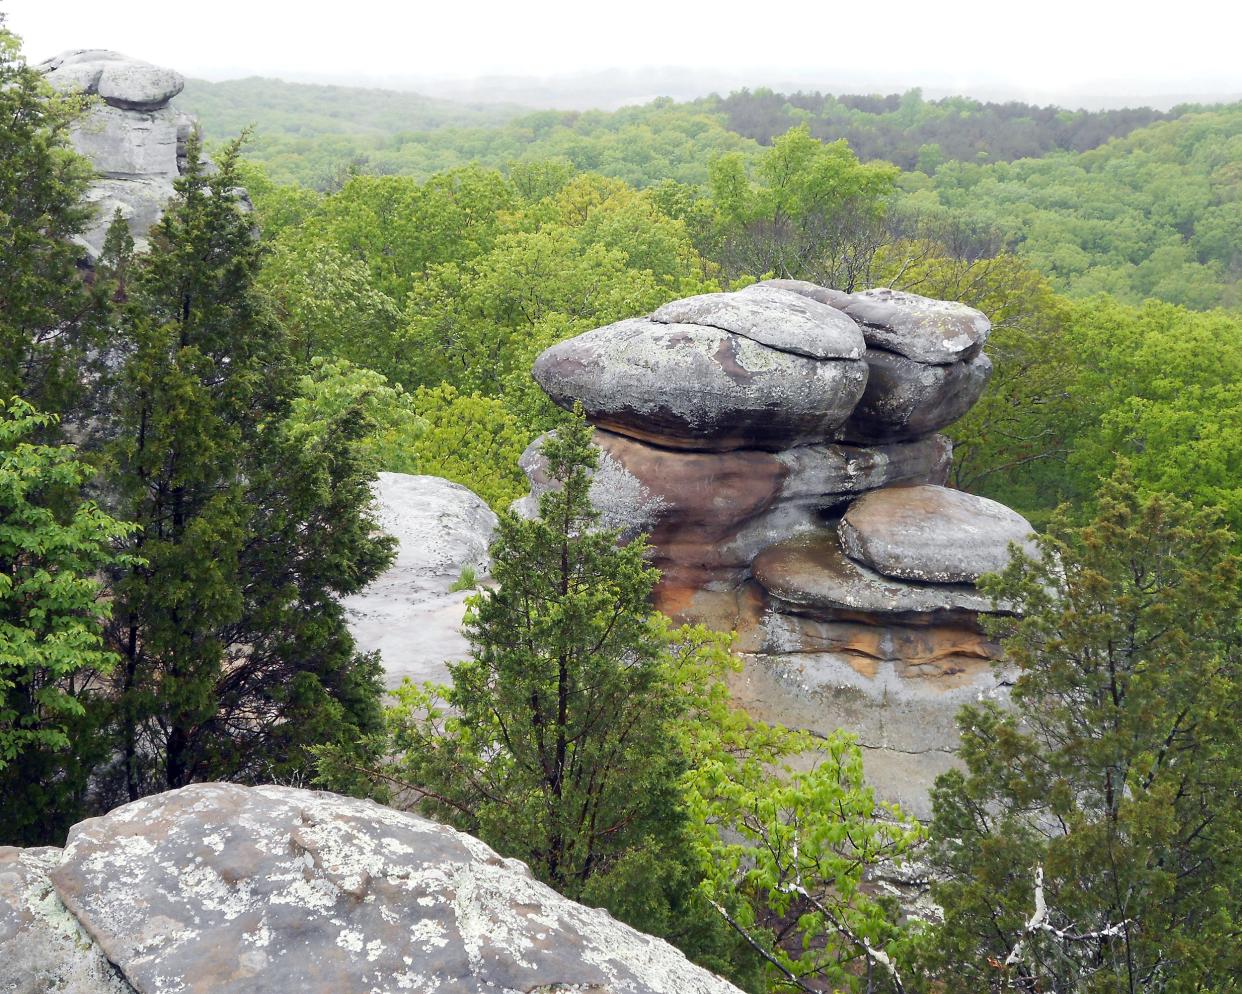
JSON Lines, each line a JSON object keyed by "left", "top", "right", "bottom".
{"left": 0, "top": 19, "right": 102, "bottom": 420}
{"left": 919, "top": 468, "right": 1242, "bottom": 993}
{"left": 95, "top": 135, "right": 393, "bottom": 803}
{"left": 0, "top": 400, "right": 135, "bottom": 844}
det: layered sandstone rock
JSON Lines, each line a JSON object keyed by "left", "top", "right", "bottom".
{"left": 2, "top": 785, "right": 741, "bottom": 994}
{"left": 521, "top": 283, "right": 1032, "bottom": 815}
{"left": 38, "top": 50, "right": 195, "bottom": 261}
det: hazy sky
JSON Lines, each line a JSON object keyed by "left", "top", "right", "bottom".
{"left": 6, "top": 0, "right": 1242, "bottom": 97}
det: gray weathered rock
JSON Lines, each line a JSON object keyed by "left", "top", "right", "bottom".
{"left": 838, "top": 349, "right": 992, "bottom": 442}
{"left": 0, "top": 847, "right": 135, "bottom": 994}
{"left": 38, "top": 50, "right": 193, "bottom": 260}
{"left": 38, "top": 50, "right": 184, "bottom": 111}
{"left": 47, "top": 784, "right": 743, "bottom": 994}
{"left": 749, "top": 278, "right": 853, "bottom": 309}
{"left": 753, "top": 526, "right": 996, "bottom": 617}
{"left": 532, "top": 318, "right": 868, "bottom": 450}
{"left": 651, "top": 286, "right": 864, "bottom": 359}
{"left": 343, "top": 473, "right": 496, "bottom": 689}
{"left": 67, "top": 103, "right": 180, "bottom": 178}
{"left": 841, "top": 288, "right": 991, "bottom": 364}
{"left": 838, "top": 484, "right": 1037, "bottom": 584}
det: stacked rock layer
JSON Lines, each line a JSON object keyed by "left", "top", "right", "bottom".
{"left": 524, "top": 281, "right": 1035, "bottom": 815}
{"left": 39, "top": 50, "right": 196, "bottom": 261}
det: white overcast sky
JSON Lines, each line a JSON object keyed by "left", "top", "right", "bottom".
{"left": 5, "top": 0, "right": 1241, "bottom": 97}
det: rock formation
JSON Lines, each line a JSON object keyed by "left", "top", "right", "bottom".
{"left": 38, "top": 50, "right": 195, "bottom": 261}
{"left": 343, "top": 473, "right": 497, "bottom": 689}
{"left": 1, "top": 784, "right": 742, "bottom": 994}
{"left": 523, "top": 281, "right": 1035, "bottom": 815}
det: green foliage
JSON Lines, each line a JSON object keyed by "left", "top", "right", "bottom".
{"left": 0, "top": 23, "right": 100, "bottom": 417}
{"left": 0, "top": 400, "right": 136, "bottom": 843}
{"left": 716, "top": 87, "right": 1173, "bottom": 169}
{"left": 709, "top": 125, "right": 900, "bottom": 287}
{"left": 917, "top": 106, "right": 1242, "bottom": 306}
{"left": 92, "top": 136, "right": 392, "bottom": 805}
{"left": 919, "top": 470, "right": 1242, "bottom": 993}
{"left": 448, "top": 565, "right": 477, "bottom": 592}
{"left": 403, "top": 385, "right": 530, "bottom": 510}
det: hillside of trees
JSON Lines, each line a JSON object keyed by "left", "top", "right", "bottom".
{"left": 4, "top": 21, "right": 1241, "bottom": 994}
{"left": 179, "top": 78, "right": 1242, "bottom": 308}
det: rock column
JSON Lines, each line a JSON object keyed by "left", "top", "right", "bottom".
{"left": 521, "top": 282, "right": 1036, "bottom": 815}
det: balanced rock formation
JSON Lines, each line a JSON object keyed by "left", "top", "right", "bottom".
{"left": 1, "top": 784, "right": 741, "bottom": 994}
{"left": 38, "top": 50, "right": 195, "bottom": 260}
{"left": 342, "top": 473, "right": 497, "bottom": 688}
{"left": 524, "top": 283, "right": 1035, "bottom": 815}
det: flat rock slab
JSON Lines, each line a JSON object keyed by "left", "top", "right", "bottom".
{"left": 839, "top": 484, "right": 1037, "bottom": 584}
{"left": 750, "top": 278, "right": 853, "bottom": 309}
{"left": 343, "top": 473, "right": 496, "bottom": 689}
{"left": 753, "top": 526, "right": 997, "bottom": 617}
{"left": 838, "top": 349, "right": 992, "bottom": 443}
{"left": 651, "top": 286, "right": 864, "bottom": 359}
{"left": 49, "top": 784, "right": 743, "bottom": 994}
{"left": 39, "top": 50, "right": 184, "bottom": 110}
{"left": 840, "top": 288, "right": 990, "bottom": 364}
{"left": 532, "top": 318, "right": 867, "bottom": 450}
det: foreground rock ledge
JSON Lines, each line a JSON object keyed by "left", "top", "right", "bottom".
{"left": 2, "top": 784, "right": 742, "bottom": 994}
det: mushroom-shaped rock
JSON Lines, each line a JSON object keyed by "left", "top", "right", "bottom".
{"left": 342, "top": 473, "right": 496, "bottom": 689}
{"left": 651, "top": 286, "right": 864, "bottom": 359}
{"left": 838, "top": 484, "right": 1037, "bottom": 584}
{"left": 531, "top": 317, "right": 868, "bottom": 450}
{"left": 749, "top": 278, "right": 853, "bottom": 309}
{"left": 48, "top": 784, "right": 744, "bottom": 994}
{"left": 753, "top": 527, "right": 997, "bottom": 617}
{"left": 38, "top": 50, "right": 184, "bottom": 111}
{"left": 841, "top": 288, "right": 991, "bottom": 364}
{"left": 838, "top": 349, "right": 993, "bottom": 442}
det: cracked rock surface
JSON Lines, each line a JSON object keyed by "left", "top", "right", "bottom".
{"left": 3, "top": 784, "right": 743, "bottom": 994}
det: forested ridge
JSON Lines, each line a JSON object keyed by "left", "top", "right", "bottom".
{"left": 179, "top": 78, "right": 1242, "bottom": 309}
{"left": 3, "top": 22, "right": 1241, "bottom": 994}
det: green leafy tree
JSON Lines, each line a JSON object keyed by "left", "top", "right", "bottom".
{"left": 709, "top": 125, "right": 899, "bottom": 288}
{"left": 0, "top": 400, "right": 135, "bottom": 844}
{"left": 919, "top": 468, "right": 1242, "bottom": 993}
{"left": 94, "top": 136, "right": 393, "bottom": 803}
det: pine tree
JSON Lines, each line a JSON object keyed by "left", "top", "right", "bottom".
{"left": 920, "top": 467, "right": 1242, "bottom": 994}
{"left": 95, "top": 135, "right": 393, "bottom": 803}
{"left": 377, "top": 408, "right": 691, "bottom": 890}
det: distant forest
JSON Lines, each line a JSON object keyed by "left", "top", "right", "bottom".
{"left": 710, "top": 87, "right": 1176, "bottom": 168}
{"left": 177, "top": 80, "right": 1242, "bottom": 309}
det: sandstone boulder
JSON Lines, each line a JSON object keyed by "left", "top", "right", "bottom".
{"left": 838, "top": 349, "right": 993, "bottom": 442}
{"left": 342, "top": 473, "right": 496, "bottom": 689}
{"left": 840, "top": 288, "right": 991, "bottom": 364}
{"left": 532, "top": 318, "right": 868, "bottom": 450}
{"left": 749, "top": 278, "right": 852, "bottom": 308}
{"left": 650, "top": 285, "right": 864, "bottom": 359}
{"left": 39, "top": 50, "right": 184, "bottom": 111}
{"left": 515, "top": 428, "right": 952, "bottom": 592}
{"left": 753, "top": 526, "right": 996, "bottom": 617}
{"left": 46, "top": 783, "right": 742, "bottom": 994}
{"left": 838, "top": 484, "right": 1037, "bottom": 584}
